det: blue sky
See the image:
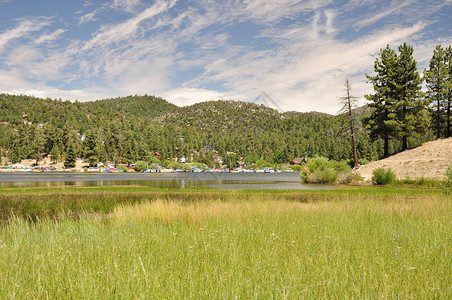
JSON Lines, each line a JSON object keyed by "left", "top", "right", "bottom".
{"left": 0, "top": 0, "right": 451, "bottom": 114}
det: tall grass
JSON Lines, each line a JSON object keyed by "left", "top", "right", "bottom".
{"left": 0, "top": 193, "right": 450, "bottom": 298}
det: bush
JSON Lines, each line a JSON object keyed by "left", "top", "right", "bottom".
{"left": 444, "top": 164, "right": 452, "bottom": 195}
{"left": 371, "top": 168, "right": 396, "bottom": 185}
{"left": 134, "top": 161, "right": 148, "bottom": 172}
{"left": 118, "top": 165, "right": 128, "bottom": 172}
{"left": 148, "top": 157, "right": 161, "bottom": 166}
{"left": 311, "top": 167, "right": 338, "bottom": 184}
{"left": 168, "top": 162, "right": 190, "bottom": 170}
{"left": 300, "top": 157, "right": 352, "bottom": 184}
{"left": 259, "top": 162, "right": 274, "bottom": 169}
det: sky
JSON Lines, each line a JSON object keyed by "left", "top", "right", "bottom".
{"left": 0, "top": 0, "right": 451, "bottom": 114}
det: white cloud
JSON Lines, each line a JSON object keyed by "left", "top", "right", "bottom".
{"left": 162, "top": 88, "right": 228, "bottom": 107}
{"left": 0, "top": 0, "right": 450, "bottom": 114}
{"left": 242, "top": 0, "right": 332, "bottom": 23}
{"left": 35, "top": 29, "right": 65, "bottom": 44}
{"left": 0, "top": 17, "right": 51, "bottom": 52}
{"left": 353, "top": 1, "right": 411, "bottom": 29}
{"left": 78, "top": 11, "right": 98, "bottom": 25}
{"left": 112, "top": 0, "right": 141, "bottom": 13}
{"left": 82, "top": 0, "right": 176, "bottom": 50}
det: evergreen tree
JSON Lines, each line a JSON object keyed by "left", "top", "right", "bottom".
{"left": 391, "top": 43, "right": 427, "bottom": 151}
{"left": 424, "top": 45, "right": 447, "bottom": 138}
{"left": 444, "top": 46, "right": 452, "bottom": 137}
{"left": 83, "top": 130, "right": 99, "bottom": 165}
{"left": 64, "top": 144, "right": 76, "bottom": 168}
{"left": 366, "top": 44, "right": 429, "bottom": 154}
{"left": 365, "top": 45, "right": 398, "bottom": 157}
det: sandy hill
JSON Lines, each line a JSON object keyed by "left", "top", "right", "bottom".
{"left": 357, "top": 138, "right": 452, "bottom": 181}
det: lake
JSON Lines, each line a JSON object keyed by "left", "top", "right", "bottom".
{"left": 0, "top": 172, "right": 332, "bottom": 190}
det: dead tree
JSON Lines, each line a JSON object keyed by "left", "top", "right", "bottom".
{"left": 339, "top": 79, "right": 359, "bottom": 168}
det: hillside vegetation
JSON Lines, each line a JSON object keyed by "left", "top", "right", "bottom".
{"left": 0, "top": 93, "right": 433, "bottom": 165}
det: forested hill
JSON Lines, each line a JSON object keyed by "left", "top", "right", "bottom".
{"left": 0, "top": 93, "right": 430, "bottom": 165}
{"left": 83, "top": 95, "right": 177, "bottom": 120}
{"left": 0, "top": 94, "right": 176, "bottom": 125}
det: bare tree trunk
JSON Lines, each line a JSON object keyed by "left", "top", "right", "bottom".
{"left": 384, "top": 132, "right": 389, "bottom": 157}
{"left": 340, "top": 79, "right": 358, "bottom": 168}
{"left": 448, "top": 98, "right": 451, "bottom": 138}
{"left": 437, "top": 98, "right": 441, "bottom": 139}
{"left": 402, "top": 106, "right": 408, "bottom": 151}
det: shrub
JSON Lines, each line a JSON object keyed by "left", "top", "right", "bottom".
{"left": 311, "top": 167, "right": 337, "bottom": 184}
{"left": 371, "top": 168, "right": 396, "bottom": 185}
{"left": 168, "top": 162, "right": 190, "bottom": 170}
{"left": 300, "top": 157, "right": 352, "bottom": 184}
{"left": 148, "top": 157, "right": 161, "bottom": 166}
{"left": 259, "top": 162, "right": 274, "bottom": 169}
{"left": 118, "top": 165, "right": 128, "bottom": 172}
{"left": 134, "top": 161, "right": 148, "bottom": 172}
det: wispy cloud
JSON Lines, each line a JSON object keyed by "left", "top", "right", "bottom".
{"left": 111, "top": 0, "right": 142, "bottom": 13}
{"left": 0, "top": 17, "right": 51, "bottom": 52}
{"left": 0, "top": 0, "right": 451, "bottom": 113}
{"left": 353, "top": 1, "right": 411, "bottom": 29}
{"left": 35, "top": 29, "right": 65, "bottom": 44}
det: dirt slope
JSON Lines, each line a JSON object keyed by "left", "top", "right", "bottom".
{"left": 357, "top": 138, "right": 452, "bottom": 181}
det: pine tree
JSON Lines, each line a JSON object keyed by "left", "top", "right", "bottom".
{"left": 365, "top": 45, "right": 398, "bottom": 157}
{"left": 366, "top": 44, "right": 429, "bottom": 155}
{"left": 444, "top": 46, "right": 452, "bottom": 137}
{"left": 391, "top": 43, "right": 427, "bottom": 151}
{"left": 64, "top": 144, "right": 76, "bottom": 168}
{"left": 424, "top": 45, "right": 447, "bottom": 138}
{"left": 83, "top": 130, "right": 99, "bottom": 165}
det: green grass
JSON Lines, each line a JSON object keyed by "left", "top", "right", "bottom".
{"left": 0, "top": 185, "right": 445, "bottom": 223}
{"left": 0, "top": 190, "right": 450, "bottom": 298}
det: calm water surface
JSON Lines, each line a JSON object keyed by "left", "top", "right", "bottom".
{"left": 0, "top": 172, "right": 332, "bottom": 190}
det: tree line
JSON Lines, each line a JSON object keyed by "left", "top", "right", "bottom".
{"left": 364, "top": 43, "right": 451, "bottom": 157}
{"left": 0, "top": 43, "right": 450, "bottom": 167}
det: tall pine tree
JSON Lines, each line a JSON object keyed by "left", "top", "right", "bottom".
{"left": 424, "top": 45, "right": 447, "bottom": 138}
{"left": 365, "top": 45, "right": 398, "bottom": 157}
{"left": 366, "top": 44, "right": 429, "bottom": 155}
{"left": 444, "top": 46, "right": 452, "bottom": 137}
{"left": 391, "top": 43, "right": 427, "bottom": 151}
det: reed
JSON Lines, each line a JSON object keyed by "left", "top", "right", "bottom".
{"left": 0, "top": 192, "right": 449, "bottom": 298}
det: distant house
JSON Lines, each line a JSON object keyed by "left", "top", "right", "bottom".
{"left": 180, "top": 157, "right": 187, "bottom": 163}
{"left": 177, "top": 135, "right": 185, "bottom": 142}
{"left": 234, "top": 161, "right": 246, "bottom": 168}
{"left": 290, "top": 157, "right": 307, "bottom": 165}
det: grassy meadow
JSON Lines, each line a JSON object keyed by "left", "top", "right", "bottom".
{"left": 0, "top": 187, "right": 450, "bottom": 298}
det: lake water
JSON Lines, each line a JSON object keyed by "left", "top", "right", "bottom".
{"left": 0, "top": 172, "right": 332, "bottom": 190}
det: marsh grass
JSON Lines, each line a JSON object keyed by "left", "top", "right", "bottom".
{"left": 0, "top": 192, "right": 450, "bottom": 298}
{"left": 0, "top": 185, "right": 445, "bottom": 223}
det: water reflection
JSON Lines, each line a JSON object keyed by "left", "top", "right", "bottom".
{"left": 0, "top": 173, "right": 332, "bottom": 190}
